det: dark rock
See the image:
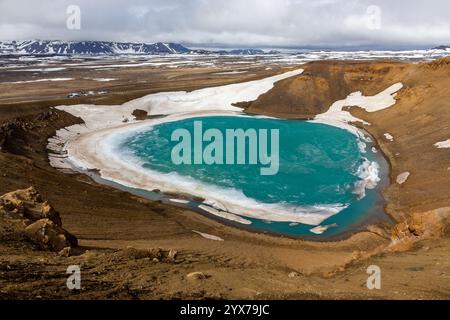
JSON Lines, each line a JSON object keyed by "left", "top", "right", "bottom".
{"left": 132, "top": 109, "right": 148, "bottom": 121}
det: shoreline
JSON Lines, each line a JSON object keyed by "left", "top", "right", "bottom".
{"left": 77, "top": 166, "right": 394, "bottom": 242}
{"left": 48, "top": 68, "right": 397, "bottom": 238}
{"left": 58, "top": 111, "right": 348, "bottom": 227}
{"left": 62, "top": 116, "right": 392, "bottom": 241}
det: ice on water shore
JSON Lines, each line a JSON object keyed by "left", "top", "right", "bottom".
{"left": 49, "top": 69, "right": 352, "bottom": 226}
{"left": 309, "top": 223, "right": 338, "bottom": 235}
{"left": 47, "top": 69, "right": 396, "bottom": 228}
{"left": 50, "top": 69, "right": 303, "bottom": 133}
{"left": 353, "top": 159, "right": 381, "bottom": 199}
{"left": 309, "top": 82, "right": 403, "bottom": 202}
{"left": 120, "top": 69, "right": 304, "bottom": 116}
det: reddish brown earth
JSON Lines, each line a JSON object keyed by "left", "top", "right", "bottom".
{"left": 0, "top": 58, "right": 449, "bottom": 300}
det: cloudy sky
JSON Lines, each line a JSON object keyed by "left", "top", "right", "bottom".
{"left": 1, "top": 0, "right": 449, "bottom": 48}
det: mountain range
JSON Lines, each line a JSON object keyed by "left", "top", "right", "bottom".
{"left": 432, "top": 45, "right": 450, "bottom": 50}
{"left": 0, "top": 40, "right": 274, "bottom": 55}
{"left": 0, "top": 40, "right": 191, "bottom": 55}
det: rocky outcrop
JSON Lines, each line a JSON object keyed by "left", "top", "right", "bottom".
{"left": 132, "top": 109, "right": 148, "bottom": 121}
{"left": 0, "top": 187, "right": 77, "bottom": 252}
{"left": 23, "top": 219, "right": 77, "bottom": 252}
{"left": 186, "top": 271, "right": 207, "bottom": 281}
{"left": 389, "top": 207, "right": 450, "bottom": 252}
{"left": 0, "top": 121, "right": 22, "bottom": 152}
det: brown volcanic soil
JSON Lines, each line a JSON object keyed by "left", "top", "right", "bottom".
{"left": 246, "top": 60, "right": 407, "bottom": 118}
{"left": 0, "top": 59, "right": 449, "bottom": 300}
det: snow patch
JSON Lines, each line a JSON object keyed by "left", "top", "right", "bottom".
{"left": 3, "top": 78, "right": 73, "bottom": 84}
{"left": 91, "top": 78, "right": 117, "bottom": 82}
{"left": 169, "top": 199, "right": 190, "bottom": 204}
{"left": 15, "top": 67, "right": 67, "bottom": 72}
{"left": 192, "top": 230, "right": 224, "bottom": 241}
{"left": 310, "top": 83, "right": 403, "bottom": 136}
{"left": 384, "top": 133, "right": 394, "bottom": 142}
{"left": 396, "top": 172, "right": 410, "bottom": 185}
{"left": 434, "top": 139, "right": 450, "bottom": 149}
{"left": 353, "top": 159, "right": 380, "bottom": 199}
{"left": 214, "top": 70, "right": 247, "bottom": 75}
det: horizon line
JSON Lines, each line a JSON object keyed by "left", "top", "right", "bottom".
{"left": 0, "top": 39, "right": 447, "bottom": 51}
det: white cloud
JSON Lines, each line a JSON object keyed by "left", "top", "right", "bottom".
{"left": 0, "top": 0, "right": 449, "bottom": 48}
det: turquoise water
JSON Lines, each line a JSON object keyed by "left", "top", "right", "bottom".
{"left": 119, "top": 116, "right": 389, "bottom": 238}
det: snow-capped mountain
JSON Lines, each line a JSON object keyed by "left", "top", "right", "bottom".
{"left": 0, "top": 40, "right": 191, "bottom": 55}
{"left": 228, "top": 49, "right": 265, "bottom": 55}
{"left": 0, "top": 41, "right": 16, "bottom": 54}
{"left": 0, "top": 40, "right": 277, "bottom": 56}
{"left": 213, "top": 48, "right": 266, "bottom": 55}
{"left": 432, "top": 45, "right": 450, "bottom": 50}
